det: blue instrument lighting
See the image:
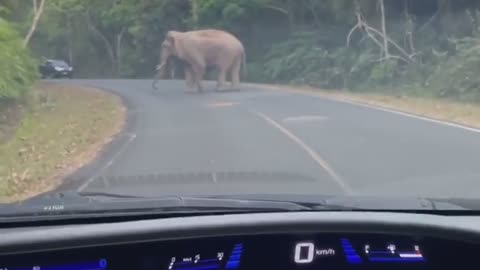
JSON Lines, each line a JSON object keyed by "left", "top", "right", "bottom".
{"left": 9, "top": 260, "right": 108, "bottom": 270}
{"left": 369, "top": 251, "right": 392, "bottom": 255}
{"left": 369, "top": 257, "right": 425, "bottom": 262}
{"left": 99, "top": 259, "right": 107, "bottom": 269}
{"left": 340, "top": 239, "right": 362, "bottom": 264}
{"left": 170, "top": 243, "right": 242, "bottom": 270}
{"left": 227, "top": 255, "right": 240, "bottom": 261}
{"left": 225, "top": 262, "right": 240, "bottom": 269}
{"left": 176, "top": 259, "right": 218, "bottom": 266}
{"left": 225, "top": 244, "right": 243, "bottom": 270}
{"left": 174, "top": 265, "right": 219, "bottom": 270}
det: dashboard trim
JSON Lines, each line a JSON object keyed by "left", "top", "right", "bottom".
{"left": 0, "top": 212, "right": 480, "bottom": 255}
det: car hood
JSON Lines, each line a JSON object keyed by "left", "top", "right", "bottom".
{"left": 70, "top": 171, "right": 335, "bottom": 197}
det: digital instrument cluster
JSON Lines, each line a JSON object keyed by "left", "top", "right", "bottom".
{"left": 0, "top": 233, "right": 475, "bottom": 270}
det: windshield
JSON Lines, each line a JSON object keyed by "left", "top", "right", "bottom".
{"left": 1, "top": 0, "right": 480, "bottom": 215}
{"left": 48, "top": 60, "right": 69, "bottom": 67}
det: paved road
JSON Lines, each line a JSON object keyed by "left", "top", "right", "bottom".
{"left": 57, "top": 79, "right": 480, "bottom": 199}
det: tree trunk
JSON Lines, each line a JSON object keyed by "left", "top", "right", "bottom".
{"left": 23, "top": 0, "right": 46, "bottom": 47}
{"left": 115, "top": 28, "right": 126, "bottom": 76}
{"left": 66, "top": 14, "right": 74, "bottom": 66}
{"left": 190, "top": 0, "right": 199, "bottom": 29}
{"left": 85, "top": 10, "right": 116, "bottom": 75}
{"left": 379, "top": 0, "right": 389, "bottom": 59}
{"left": 287, "top": 0, "right": 295, "bottom": 30}
{"left": 403, "top": 0, "right": 415, "bottom": 56}
{"left": 307, "top": 0, "right": 321, "bottom": 27}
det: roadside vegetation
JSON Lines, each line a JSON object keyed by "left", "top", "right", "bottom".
{"left": 3, "top": 0, "right": 479, "bottom": 104}
{"left": 0, "top": 83, "right": 124, "bottom": 202}
{"left": 0, "top": 4, "right": 125, "bottom": 201}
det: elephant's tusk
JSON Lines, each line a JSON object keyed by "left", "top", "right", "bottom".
{"left": 156, "top": 63, "right": 165, "bottom": 71}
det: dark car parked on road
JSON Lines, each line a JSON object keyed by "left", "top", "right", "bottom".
{"left": 39, "top": 59, "right": 73, "bottom": 78}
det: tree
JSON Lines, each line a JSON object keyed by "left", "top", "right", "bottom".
{"left": 23, "top": 0, "right": 46, "bottom": 47}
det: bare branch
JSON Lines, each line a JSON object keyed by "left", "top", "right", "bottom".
{"left": 85, "top": 9, "right": 116, "bottom": 71}
{"left": 365, "top": 28, "right": 384, "bottom": 50}
{"left": 263, "top": 5, "right": 289, "bottom": 15}
{"left": 307, "top": 0, "right": 321, "bottom": 27}
{"left": 32, "top": 0, "right": 37, "bottom": 14}
{"left": 379, "top": 0, "right": 389, "bottom": 58}
{"left": 115, "top": 27, "right": 126, "bottom": 75}
{"left": 403, "top": 0, "right": 416, "bottom": 56}
{"left": 346, "top": 23, "right": 360, "bottom": 47}
{"left": 345, "top": 1, "right": 414, "bottom": 64}
{"left": 407, "top": 32, "right": 415, "bottom": 54}
{"left": 366, "top": 25, "right": 414, "bottom": 62}
{"left": 23, "top": 0, "right": 46, "bottom": 47}
{"left": 373, "top": 54, "right": 409, "bottom": 63}
{"left": 418, "top": 9, "right": 439, "bottom": 33}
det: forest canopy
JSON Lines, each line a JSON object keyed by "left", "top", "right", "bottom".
{"left": 3, "top": 0, "right": 480, "bottom": 101}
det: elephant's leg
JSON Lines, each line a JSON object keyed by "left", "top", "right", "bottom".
{"left": 184, "top": 65, "right": 195, "bottom": 91}
{"left": 216, "top": 68, "right": 227, "bottom": 91}
{"left": 192, "top": 64, "right": 206, "bottom": 92}
{"left": 170, "top": 64, "right": 176, "bottom": 78}
{"left": 230, "top": 59, "right": 241, "bottom": 90}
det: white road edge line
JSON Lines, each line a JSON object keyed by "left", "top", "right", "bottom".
{"left": 262, "top": 85, "right": 480, "bottom": 134}
{"left": 77, "top": 133, "right": 137, "bottom": 192}
{"left": 332, "top": 97, "right": 480, "bottom": 133}
{"left": 252, "top": 111, "right": 353, "bottom": 194}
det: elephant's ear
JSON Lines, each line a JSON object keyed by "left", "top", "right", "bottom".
{"left": 166, "top": 31, "right": 184, "bottom": 59}
{"left": 165, "top": 31, "right": 175, "bottom": 43}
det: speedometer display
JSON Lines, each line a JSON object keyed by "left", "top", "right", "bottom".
{"left": 0, "top": 233, "right": 474, "bottom": 270}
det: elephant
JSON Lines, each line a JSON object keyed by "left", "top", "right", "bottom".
{"left": 156, "top": 29, "right": 246, "bottom": 92}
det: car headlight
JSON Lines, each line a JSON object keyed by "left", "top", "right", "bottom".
{"left": 54, "top": 66, "right": 64, "bottom": 71}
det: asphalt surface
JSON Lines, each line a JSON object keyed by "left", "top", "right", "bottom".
{"left": 55, "top": 79, "right": 480, "bottom": 199}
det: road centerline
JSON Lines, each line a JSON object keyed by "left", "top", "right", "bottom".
{"left": 251, "top": 111, "right": 353, "bottom": 194}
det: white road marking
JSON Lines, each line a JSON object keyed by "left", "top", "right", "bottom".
{"left": 283, "top": 115, "right": 328, "bottom": 124}
{"left": 336, "top": 98, "right": 480, "bottom": 134}
{"left": 211, "top": 172, "right": 218, "bottom": 183}
{"left": 258, "top": 85, "right": 480, "bottom": 134}
{"left": 77, "top": 133, "right": 137, "bottom": 192}
{"left": 206, "top": 102, "right": 236, "bottom": 108}
{"left": 253, "top": 111, "right": 353, "bottom": 194}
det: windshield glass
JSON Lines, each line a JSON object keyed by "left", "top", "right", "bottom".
{"left": 1, "top": 0, "right": 480, "bottom": 214}
{"left": 48, "top": 60, "right": 69, "bottom": 67}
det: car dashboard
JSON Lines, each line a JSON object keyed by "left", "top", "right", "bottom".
{"left": 0, "top": 212, "right": 479, "bottom": 269}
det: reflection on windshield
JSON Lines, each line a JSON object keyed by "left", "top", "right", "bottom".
{"left": 1, "top": 0, "right": 480, "bottom": 212}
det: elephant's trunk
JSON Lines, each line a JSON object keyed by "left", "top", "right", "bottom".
{"left": 156, "top": 61, "right": 169, "bottom": 79}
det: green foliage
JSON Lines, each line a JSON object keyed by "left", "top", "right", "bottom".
{"left": 4, "top": 0, "right": 480, "bottom": 102}
{"left": 0, "top": 18, "right": 37, "bottom": 100}
{"left": 428, "top": 37, "right": 480, "bottom": 100}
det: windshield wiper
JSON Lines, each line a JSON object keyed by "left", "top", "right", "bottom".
{"left": 0, "top": 191, "right": 312, "bottom": 221}
{"left": 0, "top": 192, "right": 469, "bottom": 222}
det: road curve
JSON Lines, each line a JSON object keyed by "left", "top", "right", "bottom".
{"left": 54, "top": 79, "right": 480, "bottom": 199}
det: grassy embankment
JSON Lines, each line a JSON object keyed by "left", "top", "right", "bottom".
{"left": 0, "top": 82, "right": 125, "bottom": 202}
